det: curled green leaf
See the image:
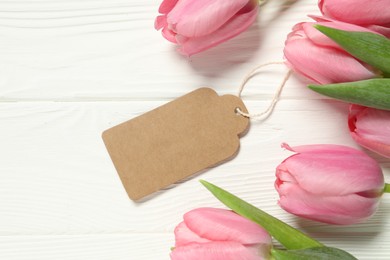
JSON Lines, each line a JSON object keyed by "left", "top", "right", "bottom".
{"left": 271, "top": 247, "right": 358, "bottom": 260}
{"left": 308, "top": 78, "right": 390, "bottom": 110}
{"left": 314, "top": 25, "right": 390, "bottom": 76}
{"left": 199, "top": 180, "right": 323, "bottom": 250}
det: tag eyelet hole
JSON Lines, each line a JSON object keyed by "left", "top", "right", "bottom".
{"left": 235, "top": 107, "right": 242, "bottom": 116}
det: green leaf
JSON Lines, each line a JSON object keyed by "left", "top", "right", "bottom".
{"left": 272, "top": 247, "right": 358, "bottom": 260}
{"left": 199, "top": 180, "right": 323, "bottom": 250}
{"left": 308, "top": 78, "right": 390, "bottom": 110}
{"left": 384, "top": 183, "right": 390, "bottom": 194}
{"left": 314, "top": 25, "right": 390, "bottom": 76}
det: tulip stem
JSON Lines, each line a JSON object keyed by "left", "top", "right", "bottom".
{"left": 384, "top": 183, "right": 390, "bottom": 193}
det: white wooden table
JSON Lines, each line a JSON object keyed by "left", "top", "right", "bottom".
{"left": 1, "top": 0, "right": 389, "bottom": 259}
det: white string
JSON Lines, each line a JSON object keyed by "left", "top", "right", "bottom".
{"left": 236, "top": 61, "right": 292, "bottom": 120}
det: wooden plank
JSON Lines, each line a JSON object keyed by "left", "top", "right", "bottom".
{"left": 0, "top": 234, "right": 173, "bottom": 260}
{"left": 0, "top": 0, "right": 389, "bottom": 259}
{"left": 2, "top": 232, "right": 387, "bottom": 260}
{"left": 0, "top": 0, "right": 322, "bottom": 100}
{"left": 0, "top": 100, "right": 388, "bottom": 236}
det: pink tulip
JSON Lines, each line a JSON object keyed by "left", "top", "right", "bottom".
{"left": 155, "top": 0, "right": 259, "bottom": 56}
{"left": 284, "top": 17, "right": 379, "bottom": 84}
{"left": 319, "top": 0, "right": 390, "bottom": 27}
{"left": 275, "top": 143, "right": 384, "bottom": 225}
{"left": 349, "top": 104, "right": 390, "bottom": 158}
{"left": 170, "top": 207, "right": 272, "bottom": 260}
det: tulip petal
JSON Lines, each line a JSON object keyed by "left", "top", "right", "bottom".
{"left": 158, "top": 0, "right": 179, "bottom": 14}
{"left": 350, "top": 132, "right": 390, "bottom": 159}
{"left": 279, "top": 144, "right": 384, "bottom": 196}
{"left": 349, "top": 105, "right": 390, "bottom": 158}
{"left": 283, "top": 38, "right": 376, "bottom": 84}
{"left": 319, "top": 0, "right": 390, "bottom": 26}
{"left": 162, "top": 27, "right": 178, "bottom": 43}
{"left": 170, "top": 241, "right": 265, "bottom": 260}
{"left": 278, "top": 182, "right": 380, "bottom": 225}
{"left": 352, "top": 106, "right": 390, "bottom": 141}
{"left": 174, "top": 221, "right": 211, "bottom": 247}
{"left": 310, "top": 15, "right": 390, "bottom": 38}
{"left": 183, "top": 207, "right": 271, "bottom": 245}
{"left": 167, "top": 0, "right": 249, "bottom": 38}
{"left": 284, "top": 143, "right": 359, "bottom": 155}
{"left": 177, "top": 4, "right": 258, "bottom": 56}
{"left": 155, "top": 15, "right": 167, "bottom": 30}
{"left": 301, "top": 21, "right": 376, "bottom": 50}
{"left": 367, "top": 24, "right": 390, "bottom": 38}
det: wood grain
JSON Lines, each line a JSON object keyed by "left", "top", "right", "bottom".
{"left": 0, "top": 0, "right": 389, "bottom": 259}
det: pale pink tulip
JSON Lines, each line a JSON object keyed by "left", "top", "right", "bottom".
{"left": 319, "top": 0, "right": 390, "bottom": 27}
{"left": 155, "top": 0, "right": 259, "bottom": 56}
{"left": 170, "top": 207, "right": 271, "bottom": 260}
{"left": 284, "top": 17, "right": 379, "bottom": 84}
{"left": 275, "top": 143, "right": 384, "bottom": 225}
{"left": 349, "top": 104, "right": 390, "bottom": 158}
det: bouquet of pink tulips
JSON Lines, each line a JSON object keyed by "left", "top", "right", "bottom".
{"left": 283, "top": 0, "right": 390, "bottom": 159}
{"left": 153, "top": 0, "right": 390, "bottom": 259}
{"left": 170, "top": 143, "right": 390, "bottom": 259}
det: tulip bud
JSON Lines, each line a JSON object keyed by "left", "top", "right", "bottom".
{"left": 349, "top": 104, "right": 390, "bottom": 158}
{"left": 170, "top": 207, "right": 272, "bottom": 260}
{"left": 154, "top": 0, "right": 259, "bottom": 56}
{"left": 275, "top": 143, "right": 385, "bottom": 225}
{"left": 283, "top": 17, "right": 379, "bottom": 84}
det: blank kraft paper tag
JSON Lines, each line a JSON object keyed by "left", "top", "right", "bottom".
{"left": 102, "top": 88, "right": 249, "bottom": 201}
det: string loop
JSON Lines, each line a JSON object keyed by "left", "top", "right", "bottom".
{"left": 236, "top": 61, "right": 292, "bottom": 120}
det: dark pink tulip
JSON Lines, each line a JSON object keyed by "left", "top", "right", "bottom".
{"left": 275, "top": 144, "right": 384, "bottom": 225}
{"left": 155, "top": 0, "right": 259, "bottom": 56}
{"left": 170, "top": 207, "right": 271, "bottom": 260}
{"left": 319, "top": 0, "right": 390, "bottom": 27}
{"left": 349, "top": 104, "right": 390, "bottom": 158}
{"left": 284, "top": 17, "right": 379, "bottom": 84}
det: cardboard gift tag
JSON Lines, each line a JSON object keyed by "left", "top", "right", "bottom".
{"left": 102, "top": 88, "right": 249, "bottom": 201}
